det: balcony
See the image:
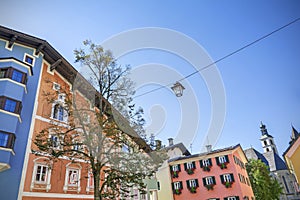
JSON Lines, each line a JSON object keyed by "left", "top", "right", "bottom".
{"left": 0, "top": 131, "right": 15, "bottom": 172}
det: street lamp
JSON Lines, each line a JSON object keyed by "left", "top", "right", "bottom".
{"left": 171, "top": 82, "right": 185, "bottom": 97}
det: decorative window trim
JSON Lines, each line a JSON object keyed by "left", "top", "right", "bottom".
{"left": 30, "top": 157, "right": 52, "bottom": 192}
{"left": 86, "top": 171, "right": 94, "bottom": 194}
{"left": 23, "top": 53, "right": 35, "bottom": 66}
{"left": 53, "top": 82, "right": 61, "bottom": 91}
{"left": 63, "top": 163, "right": 82, "bottom": 193}
{"left": 50, "top": 94, "right": 68, "bottom": 123}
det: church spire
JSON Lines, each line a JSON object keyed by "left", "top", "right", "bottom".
{"left": 259, "top": 122, "right": 278, "bottom": 154}
{"left": 290, "top": 125, "right": 299, "bottom": 144}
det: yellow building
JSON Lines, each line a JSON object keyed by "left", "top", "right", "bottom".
{"left": 283, "top": 126, "right": 300, "bottom": 192}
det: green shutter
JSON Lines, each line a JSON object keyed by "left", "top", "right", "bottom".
{"left": 200, "top": 160, "right": 203, "bottom": 168}
{"left": 186, "top": 180, "right": 190, "bottom": 188}
{"left": 230, "top": 174, "right": 235, "bottom": 182}
{"left": 220, "top": 175, "right": 224, "bottom": 183}
{"left": 202, "top": 177, "right": 207, "bottom": 186}
{"left": 225, "top": 155, "right": 229, "bottom": 163}
{"left": 192, "top": 161, "right": 196, "bottom": 168}
{"left": 195, "top": 178, "right": 199, "bottom": 187}
{"left": 184, "top": 163, "right": 187, "bottom": 170}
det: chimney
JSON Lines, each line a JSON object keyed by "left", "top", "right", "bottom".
{"left": 206, "top": 144, "right": 212, "bottom": 152}
{"left": 155, "top": 140, "right": 162, "bottom": 150}
{"left": 168, "top": 138, "right": 174, "bottom": 146}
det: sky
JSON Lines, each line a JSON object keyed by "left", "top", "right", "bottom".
{"left": 0, "top": 0, "right": 299, "bottom": 156}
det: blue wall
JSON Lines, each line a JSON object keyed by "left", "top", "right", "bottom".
{"left": 0, "top": 40, "right": 43, "bottom": 200}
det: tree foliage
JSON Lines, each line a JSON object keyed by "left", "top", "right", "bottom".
{"left": 246, "top": 159, "right": 282, "bottom": 200}
{"left": 33, "top": 40, "right": 166, "bottom": 200}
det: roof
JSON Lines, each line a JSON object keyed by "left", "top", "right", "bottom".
{"left": 168, "top": 144, "right": 241, "bottom": 163}
{"left": 245, "top": 147, "right": 287, "bottom": 171}
{"left": 163, "top": 143, "right": 191, "bottom": 157}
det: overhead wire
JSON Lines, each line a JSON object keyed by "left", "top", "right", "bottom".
{"left": 133, "top": 17, "right": 300, "bottom": 99}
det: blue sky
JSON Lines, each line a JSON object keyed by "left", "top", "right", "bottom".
{"left": 1, "top": 0, "right": 299, "bottom": 156}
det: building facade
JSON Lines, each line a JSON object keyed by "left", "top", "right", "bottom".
{"left": 245, "top": 122, "right": 300, "bottom": 200}
{"left": 0, "top": 25, "right": 154, "bottom": 200}
{"left": 168, "top": 144, "right": 254, "bottom": 200}
{"left": 283, "top": 126, "right": 300, "bottom": 193}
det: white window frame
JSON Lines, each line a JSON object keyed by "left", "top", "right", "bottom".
{"left": 172, "top": 165, "right": 179, "bottom": 172}
{"left": 63, "top": 163, "right": 81, "bottom": 193}
{"left": 30, "top": 158, "right": 52, "bottom": 192}
{"left": 23, "top": 53, "right": 35, "bottom": 66}
{"left": 223, "top": 174, "right": 232, "bottom": 182}
{"left": 219, "top": 156, "right": 227, "bottom": 164}
{"left": 174, "top": 182, "right": 181, "bottom": 190}
{"left": 203, "top": 159, "right": 210, "bottom": 167}
{"left": 205, "top": 176, "right": 214, "bottom": 185}
{"left": 189, "top": 179, "right": 197, "bottom": 188}
{"left": 186, "top": 162, "right": 194, "bottom": 169}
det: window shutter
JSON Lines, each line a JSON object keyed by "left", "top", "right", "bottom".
{"left": 230, "top": 174, "right": 235, "bottom": 182}
{"left": 212, "top": 176, "right": 216, "bottom": 184}
{"left": 195, "top": 179, "right": 199, "bottom": 187}
{"left": 184, "top": 163, "right": 187, "bottom": 170}
{"left": 179, "top": 181, "right": 183, "bottom": 189}
{"left": 200, "top": 160, "right": 203, "bottom": 168}
{"left": 202, "top": 178, "right": 207, "bottom": 186}
{"left": 170, "top": 166, "right": 173, "bottom": 172}
{"left": 192, "top": 161, "right": 196, "bottom": 168}
{"left": 22, "top": 73, "right": 27, "bottom": 84}
{"left": 220, "top": 175, "right": 224, "bottom": 184}
{"left": 225, "top": 155, "right": 229, "bottom": 163}
{"left": 224, "top": 198, "right": 228, "bottom": 200}
{"left": 216, "top": 157, "right": 220, "bottom": 165}
{"left": 15, "top": 101, "right": 22, "bottom": 114}
{"left": 208, "top": 158, "right": 212, "bottom": 166}
{"left": 236, "top": 196, "right": 240, "bottom": 200}
{"left": 186, "top": 180, "right": 190, "bottom": 189}
{"left": 7, "top": 67, "right": 13, "bottom": 79}
{"left": 0, "top": 96, "right": 4, "bottom": 109}
{"left": 171, "top": 183, "right": 174, "bottom": 190}
{"left": 178, "top": 164, "right": 181, "bottom": 172}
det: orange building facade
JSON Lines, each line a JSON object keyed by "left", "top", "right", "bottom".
{"left": 169, "top": 145, "right": 254, "bottom": 200}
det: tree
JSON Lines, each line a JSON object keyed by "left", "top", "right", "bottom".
{"left": 33, "top": 40, "right": 166, "bottom": 200}
{"left": 246, "top": 159, "right": 282, "bottom": 200}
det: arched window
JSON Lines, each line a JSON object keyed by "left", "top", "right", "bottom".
{"left": 266, "top": 148, "right": 269, "bottom": 152}
{"left": 30, "top": 157, "right": 52, "bottom": 192}
{"left": 51, "top": 94, "right": 68, "bottom": 122}
{"left": 264, "top": 141, "right": 267, "bottom": 145}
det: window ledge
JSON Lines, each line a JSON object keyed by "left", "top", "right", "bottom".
{"left": 0, "top": 78, "right": 27, "bottom": 93}
{"left": 0, "top": 109, "right": 22, "bottom": 122}
{"left": 0, "top": 146, "right": 15, "bottom": 155}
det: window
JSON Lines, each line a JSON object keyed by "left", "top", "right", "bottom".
{"left": 218, "top": 155, "right": 229, "bottom": 164}
{"left": 157, "top": 181, "right": 160, "bottom": 190}
{"left": 0, "top": 96, "right": 22, "bottom": 114}
{"left": 0, "top": 131, "right": 15, "bottom": 149}
{"left": 50, "top": 135, "right": 60, "bottom": 149}
{"left": 223, "top": 174, "right": 233, "bottom": 182}
{"left": 122, "top": 143, "right": 130, "bottom": 153}
{"left": 185, "top": 161, "right": 195, "bottom": 170}
{"left": 187, "top": 179, "right": 198, "bottom": 188}
{"left": 51, "top": 94, "right": 68, "bottom": 122}
{"left": 53, "top": 82, "right": 60, "bottom": 91}
{"left": 224, "top": 196, "right": 240, "bottom": 200}
{"left": 171, "top": 164, "right": 180, "bottom": 172}
{"left": 264, "top": 140, "right": 267, "bottom": 145}
{"left": 204, "top": 176, "right": 215, "bottom": 185}
{"left": 24, "top": 54, "right": 34, "bottom": 65}
{"left": 63, "top": 163, "right": 81, "bottom": 193}
{"left": 203, "top": 159, "right": 210, "bottom": 167}
{"left": 68, "top": 169, "right": 79, "bottom": 186}
{"left": 0, "top": 67, "right": 27, "bottom": 84}
{"left": 173, "top": 181, "right": 182, "bottom": 190}
{"left": 35, "top": 165, "right": 49, "bottom": 183}
{"left": 30, "top": 158, "right": 52, "bottom": 192}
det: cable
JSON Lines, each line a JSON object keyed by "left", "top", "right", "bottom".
{"left": 133, "top": 17, "right": 300, "bottom": 99}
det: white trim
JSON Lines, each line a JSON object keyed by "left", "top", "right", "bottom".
{"left": 63, "top": 163, "right": 82, "bottom": 193}
{"left": 22, "top": 192, "right": 94, "bottom": 199}
{"left": 0, "top": 109, "right": 22, "bottom": 122}
{"left": 0, "top": 146, "right": 15, "bottom": 155}
{"left": 0, "top": 58, "right": 32, "bottom": 76}
{"left": 35, "top": 115, "right": 70, "bottom": 128}
{"left": 17, "top": 60, "right": 45, "bottom": 200}
{"left": 0, "top": 163, "right": 11, "bottom": 172}
{"left": 0, "top": 78, "right": 27, "bottom": 93}
{"left": 30, "top": 160, "right": 52, "bottom": 192}
{"left": 4, "top": 40, "right": 13, "bottom": 51}
{"left": 23, "top": 53, "right": 35, "bottom": 67}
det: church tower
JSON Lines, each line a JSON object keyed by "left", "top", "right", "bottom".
{"left": 259, "top": 122, "right": 278, "bottom": 154}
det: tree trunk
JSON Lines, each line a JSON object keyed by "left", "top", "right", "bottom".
{"left": 94, "top": 170, "right": 101, "bottom": 200}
